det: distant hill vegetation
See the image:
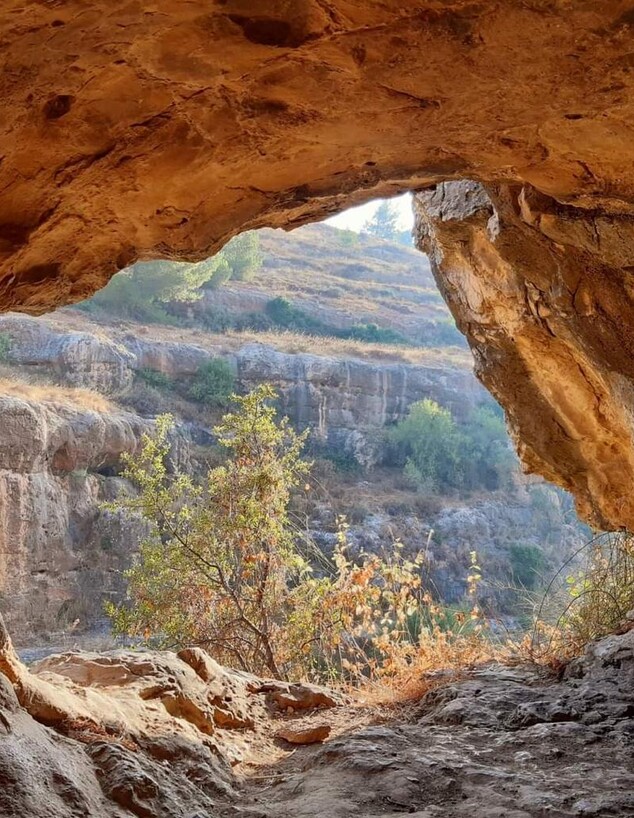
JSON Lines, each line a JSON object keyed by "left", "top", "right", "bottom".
{"left": 80, "top": 222, "right": 466, "bottom": 350}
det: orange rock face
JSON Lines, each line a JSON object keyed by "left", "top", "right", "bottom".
{"left": 2, "top": 2, "right": 634, "bottom": 526}
{"left": 415, "top": 181, "right": 634, "bottom": 530}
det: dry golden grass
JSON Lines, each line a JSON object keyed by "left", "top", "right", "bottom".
{"left": 50, "top": 310, "right": 472, "bottom": 369}
{"left": 0, "top": 376, "right": 113, "bottom": 412}
{"left": 219, "top": 329, "right": 471, "bottom": 367}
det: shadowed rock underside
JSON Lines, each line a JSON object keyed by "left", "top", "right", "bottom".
{"left": 2, "top": 4, "right": 634, "bottom": 517}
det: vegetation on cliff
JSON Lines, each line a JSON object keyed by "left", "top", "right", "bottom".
{"left": 107, "top": 385, "right": 493, "bottom": 683}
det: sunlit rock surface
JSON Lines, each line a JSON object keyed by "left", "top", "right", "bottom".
{"left": 3, "top": 3, "right": 634, "bottom": 525}
{"left": 415, "top": 181, "right": 634, "bottom": 530}
{"left": 1, "top": 2, "right": 633, "bottom": 312}
{"left": 0, "top": 613, "right": 632, "bottom": 818}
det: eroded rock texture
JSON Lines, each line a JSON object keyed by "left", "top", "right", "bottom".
{"left": 1, "top": 2, "right": 634, "bottom": 310}
{"left": 415, "top": 182, "right": 634, "bottom": 530}
{"left": 0, "top": 614, "right": 632, "bottom": 818}
{"left": 3, "top": 3, "right": 634, "bottom": 527}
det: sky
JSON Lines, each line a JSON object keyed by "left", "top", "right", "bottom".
{"left": 326, "top": 192, "right": 414, "bottom": 233}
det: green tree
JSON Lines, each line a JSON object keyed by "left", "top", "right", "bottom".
{"left": 107, "top": 385, "right": 313, "bottom": 678}
{"left": 389, "top": 399, "right": 463, "bottom": 491}
{"left": 461, "top": 405, "right": 516, "bottom": 490}
{"left": 362, "top": 200, "right": 400, "bottom": 241}
{"left": 219, "top": 231, "right": 263, "bottom": 282}
{"left": 87, "top": 256, "right": 230, "bottom": 320}
{"left": 188, "top": 359, "right": 235, "bottom": 407}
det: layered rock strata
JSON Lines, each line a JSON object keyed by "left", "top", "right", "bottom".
{"left": 1, "top": 313, "right": 486, "bottom": 463}
{"left": 0, "top": 395, "right": 149, "bottom": 641}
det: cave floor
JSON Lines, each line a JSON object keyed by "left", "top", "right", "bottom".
{"left": 222, "top": 653, "right": 634, "bottom": 818}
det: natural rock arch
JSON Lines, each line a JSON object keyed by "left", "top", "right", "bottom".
{"left": 2, "top": 2, "right": 634, "bottom": 528}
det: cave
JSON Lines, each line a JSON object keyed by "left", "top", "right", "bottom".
{"left": 1, "top": 3, "right": 634, "bottom": 816}
{"left": 3, "top": 1, "right": 634, "bottom": 531}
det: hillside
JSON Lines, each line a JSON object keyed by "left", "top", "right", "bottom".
{"left": 172, "top": 223, "right": 465, "bottom": 347}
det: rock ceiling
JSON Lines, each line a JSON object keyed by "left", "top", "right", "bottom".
{"left": 2, "top": 1, "right": 634, "bottom": 527}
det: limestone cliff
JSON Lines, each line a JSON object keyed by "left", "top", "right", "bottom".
{"left": 0, "top": 394, "right": 150, "bottom": 642}
{"left": 1, "top": 312, "right": 485, "bottom": 465}
{"left": 0, "top": 312, "right": 491, "bottom": 642}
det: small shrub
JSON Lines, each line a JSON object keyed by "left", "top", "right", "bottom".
{"left": 525, "top": 531, "right": 634, "bottom": 664}
{"left": 188, "top": 359, "right": 235, "bottom": 407}
{"left": 509, "top": 543, "right": 545, "bottom": 591}
{"left": 107, "top": 392, "right": 498, "bottom": 687}
{"left": 138, "top": 368, "right": 173, "bottom": 390}
{"left": 346, "top": 323, "right": 408, "bottom": 345}
{"left": 220, "top": 231, "right": 263, "bottom": 282}
{"left": 390, "top": 399, "right": 463, "bottom": 491}
{"left": 337, "top": 229, "right": 360, "bottom": 247}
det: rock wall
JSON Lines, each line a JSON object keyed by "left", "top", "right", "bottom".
{"left": 0, "top": 313, "right": 487, "bottom": 466}
{"left": 0, "top": 313, "right": 489, "bottom": 641}
{"left": 2, "top": 2, "right": 633, "bottom": 315}
{"left": 2, "top": 3, "right": 634, "bottom": 529}
{"left": 0, "top": 395, "right": 150, "bottom": 642}
{"left": 414, "top": 181, "right": 634, "bottom": 530}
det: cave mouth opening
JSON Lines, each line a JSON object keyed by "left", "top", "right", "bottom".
{"left": 0, "top": 183, "right": 606, "bottom": 682}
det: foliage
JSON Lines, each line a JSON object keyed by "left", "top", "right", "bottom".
{"left": 460, "top": 405, "right": 517, "bottom": 490}
{"left": 509, "top": 543, "right": 545, "bottom": 591}
{"left": 389, "top": 400, "right": 463, "bottom": 491}
{"left": 389, "top": 399, "right": 517, "bottom": 492}
{"left": 336, "top": 229, "right": 360, "bottom": 247}
{"left": 107, "top": 388, "right": 495, "bottom": 685}
{"left": 264, "top": 300, "right": 411, "bottom": 347}
{"left": 86, "top": 256, "right": 230, "bottom": 320}
{"left": 83, "top": 232, "right": 261, "bottom": 318}
{"left": 137, "top": 368, "right": 173, "bottom": 391}
{"left": 210, "top": 231, "right": 263, "bottom": 284}
{"left": 527, "top": 532, "right": 634, "bottom": 664}
{"left": 362, "top": 200, "right": 400, "bottom": 241}
{"left": 347, "top": 322, "right": 407, "bottom": 345}
{"left": 187, "top": 359, "right": 235, "bottom": 407}
{"left": 106, "top": 386, "right": 311, "bottom": 678}
{"left": 264, "top": 297, "right": 328, "bottom": 334}
{"left": 0, "top": 332, "right": 11, "bottom": 362}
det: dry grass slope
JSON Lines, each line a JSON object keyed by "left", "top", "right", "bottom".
{"left": 0, "top": 374, "right": 113, "bottom": 413}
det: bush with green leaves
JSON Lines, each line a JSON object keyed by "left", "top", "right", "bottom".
{"left": 187, "top": 359, "right": 235, "bottom": 407}
{"left": 137, "top": 368, "right": 173, "bottom": 390}
{"left": 390, "top": 399, "right": 463, "bottom": 491}
{"left": 460, "top": 405, "right": 517, "bottom": 490}
{"left": 82, "top": 231, "right": 262, "bottom": 319}
{"left": 106, "top": 386, "right": 496, "bottom": 683}
{"left": 346, "top": 322, "right": 407, "bottom": 345}
{"left": 390, "top": 399, "right": 516, "bottom": 492}
{"left": 509, "top": 543, "right": 546, "bottom": 590}
{"left": 219, "top": 231, "right": 263, "bottom": 282}
{"left": 336, "top": 229, "right": 360, "bottom": 247}
{"left": 265, "top": 297, "right": 329, "bottom": 334}
{"left": 85, "top": 256, "right": 230, "bottom": 321}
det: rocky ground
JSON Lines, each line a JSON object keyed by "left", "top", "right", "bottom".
{"left": 1, "top": 611, "right": 633, "bottom": 818}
